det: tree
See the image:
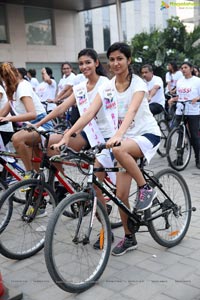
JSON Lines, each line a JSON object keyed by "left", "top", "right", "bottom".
{"left": 130, "top": 16, "right": 200, "bottom": 81}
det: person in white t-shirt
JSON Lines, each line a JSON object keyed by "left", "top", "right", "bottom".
{"left": 0, "top": 62, "right": 53, "bottom": 177}
{"left": 168, "top": 61, "right": 200, "bottom": 169}
{"left": 52, "top": 62, "right": 76, "bottom": 103}
{"left": 27, "top": 69, "right": 39, "bottom": 91}
{"left": 36, "top": 67, "right": 57, "bottom": 113}
{"left": 165, "top": 61, "right": 183, "bottom": 94}
{"left": 141, "top": 64, "right": 165, "bottom": 116}
{"left": 51, "top": 42, "right": 161, "bottom": 256}
{"left": 0, "top": 81, "right": 14, "bottom": 147}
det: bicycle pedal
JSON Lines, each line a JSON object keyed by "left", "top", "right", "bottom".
{"left": 20, "top": 187, "right": 31, "bottom": 192}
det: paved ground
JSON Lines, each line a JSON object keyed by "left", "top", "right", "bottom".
{"left": 1, "top": 152, "right": 200, "bottom": 300}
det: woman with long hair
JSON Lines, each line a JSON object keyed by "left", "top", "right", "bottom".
{"left": 0, "top": 62, "right": 53, "bottom": 178}
{"left": 52, "top": 42, "right": 161, "bottom": 256}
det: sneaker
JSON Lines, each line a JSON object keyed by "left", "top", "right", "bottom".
{"left": 26, "top": 206, "right": 47, "bottom": 218}
{"left": 135, "top": 188, "right": 157, "bottom": 211}
{"left": 93, "top": 231, "right": 114, "bottom": 250}
{"left": 111, "top": 236, "right": 138, "bottom": 256}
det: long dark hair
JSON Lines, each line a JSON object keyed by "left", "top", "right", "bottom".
{"left": 78, "top": 48, "right": 107, "bottom": 77}
{"left": 106, "top": 42, "right": 133, "bottom": 83}
{"left": 44, "top": 67, "right": 54, "bottom": 79}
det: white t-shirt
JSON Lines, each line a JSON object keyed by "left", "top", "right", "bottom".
{"left": 0, "top": 85, "right": 13, "bottom": 132}
{"left": 36, "top": 79, "right": 57, "bottom": 111}
{"left": 12, "top": 80, "right": 46, "bottom": 116}
{"left": 144, "top": 75, "right": 165, "bottom": 107}
{"left": 30, "top": 78, "right": 39, "bottom": 91}
{"left": 57, "top": 73, "right": 76, "bottom": 94}
{"left": 74, "top": 76, "right": 113, "bottom": 139}
{"left": 110, "top": 74, "right": 160, "bottom": 138}
{"left": 73, "top": 74, "right": 87, "bottom": 86}
{"left": 165, "top": 70, "right": 183, "bottom": 91}
{"left": 176, "top": 76, "right": 200, "bottom": 115}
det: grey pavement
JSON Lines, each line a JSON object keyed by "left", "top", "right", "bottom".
{"left": 1, "top": 152, "right": 200, "bottom": 300}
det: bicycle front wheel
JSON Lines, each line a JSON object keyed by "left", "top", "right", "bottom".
{"left": 166, "top": 126, "right": 191, "bottom": 171}
{"left": 157, "top": 119, "right": 170, "bottom": 157}
{"left": 148, "top": 168, "right": 192, "bottom": 247}
{"left": 44, "top": 192, "right": 111, "bottom": 293}
{"left": 0, "top": 179, "right": 57, "bottom": 260}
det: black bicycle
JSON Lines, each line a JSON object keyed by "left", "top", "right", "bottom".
{"left": 166, "top": 100, "right": 195, "bottom": 171}
{"left": 44, "top": 144, "right": 194, "bottom": 293}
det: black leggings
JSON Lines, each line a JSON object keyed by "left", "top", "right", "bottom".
{"left": 174, "top": 115, "right": 200, "bottom": 161}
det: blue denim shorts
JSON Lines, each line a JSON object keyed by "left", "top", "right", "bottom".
{"left": 31, "top": 113, "right": 53, "bottom": 130}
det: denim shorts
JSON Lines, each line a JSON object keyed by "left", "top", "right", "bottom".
{"left": 31, "top": 113, "right": 53, "bottom": 130}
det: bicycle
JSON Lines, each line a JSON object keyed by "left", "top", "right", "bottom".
{"left": 0, "top": 128, "right": 124, "bottom": 259}
{"left": 44, "top": 144, "right": 194, "bottom": 293}
{"left": 166, "top": 100, "right": 194, "bottom": 171}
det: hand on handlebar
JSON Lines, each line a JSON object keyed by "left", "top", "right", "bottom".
{"left": 106, "top": 135, "right": 122, "bottom": 149}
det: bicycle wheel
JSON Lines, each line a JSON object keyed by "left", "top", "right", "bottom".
{"left": 157, "top": 119, "right": 170, "bottom": 157}
{"left": 104, "top": 178, "right": 137, "bottom": 229}
{"left": 0, "top": 178, "right": 57, "bottom": 260}
{"left": 0, "top": 178, "right": 10, "bottom": 233}
{"left": 44, "top": 192, "right": 111, "bottom": 293}
{"left": 148, "top": 168, "right": 192, "bottom": 247}
{"left": 166, "top": 126, "right": 191, "bottom": 171}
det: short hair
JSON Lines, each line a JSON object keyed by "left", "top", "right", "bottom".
{"left": 140, "top": 64, "right": 153, "bottom": 72}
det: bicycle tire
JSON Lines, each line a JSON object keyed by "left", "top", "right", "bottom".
{"left": 105, "top": 178, "right": 137, "bottom": 229}
{"left": 44, "top": 192, "right": 111, "bottom": 293}
{"left": 0, "top": 178, "right": 10, "bottom": 233}
{"left": 0, "top": 178, "right": 57, "bottom": 260}
{"left": 166, "top": 126, "right": 191, "bottom": 171}
{"left": 148, "top": 168, "right": 192, "bottom": 247}
{"left": 157, "top": 119, "right": 170, "bottom": 157}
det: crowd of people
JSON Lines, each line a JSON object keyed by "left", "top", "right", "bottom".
{"left": 0, "top": 42, "right": 200, "bottom": 256}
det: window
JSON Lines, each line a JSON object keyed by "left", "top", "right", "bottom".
{"left": 84, "top": 11, "right": 93, "bottom": 48}
{"left": 102, "top": 7, "right": 111, "bottom": 51}
{"left": 0, "top": 5, "right": 8, "bottom": 43}
{"left": 24, "top": 7, "right": 55, "bottom": 45}
{"left": 121, "top": 3, "right": 127, "bottom": 42}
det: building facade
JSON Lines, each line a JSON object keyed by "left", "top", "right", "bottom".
{"left": 0, "top": 0, "right": 195, "bottom": 82}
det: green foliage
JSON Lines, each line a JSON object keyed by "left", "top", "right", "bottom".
{"left": 130, "top": 16, "right": 200, "bottom": 81}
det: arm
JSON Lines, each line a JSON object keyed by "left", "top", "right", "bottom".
{"left": 0, "top": 100, "right": 10, "bottom": 117}
{"left": 148, "top": 84, "right": 160, "bottom": 101}
{"left": 51, "top": 93, "right": 103, "bottom": 149}
{"left": 107, "top": 91, "right": 145, "bottom": 147}
{"left": 0, "top": 96, "right": 36, "bottom": 123}
{"left": 42, "top": 68, "right": 53, "bottom": 85}
{"left": 36, "top": 93, "right": 76, "bottom": 127}
{"left": 54, "top": 85, "right": 73, "bottom": 103}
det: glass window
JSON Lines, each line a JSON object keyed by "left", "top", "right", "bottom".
{"left": 0, "top": 5, "right": 8, "bottom": 43}
{"left": 84, "top": 11, "right": 93, "bottom": 48}
{"left": 24, "top": 7, "right": 55, "bottom": 45}
{"left": 102, "top": 7, "right": 111, "bottom": 51}
{"left": 121, "top": 3, "right": 127, "bottom": 42}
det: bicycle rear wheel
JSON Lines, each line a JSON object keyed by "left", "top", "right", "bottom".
{"left": 166, "top": 126, "right": 191, "bottom": 171}
{"left": 44, "top": 192, "right": 111, "bottom": 293}
{"left": 104, "top": 178, "right": 137, "bottom": 229}
{"left": 0, "top": 179, "right": 57, "bottom": 260}
{"left": 148, "top": 168, "right": 192, "bottom": 247}
{"left": 157, "top": 119, "right": 170, "bottom": 157}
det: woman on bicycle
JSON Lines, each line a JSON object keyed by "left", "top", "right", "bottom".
{"left": 52, "top": 42, "right": 161, "bottom": 256}
{"left": 34, "top": 48, "right": 116, "bottom": 229}
{"left": 168, "top": 61, "right": 200, "bottom": 169}
{"left": 0, "top": 62, "right": 53, "bottom": 177}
